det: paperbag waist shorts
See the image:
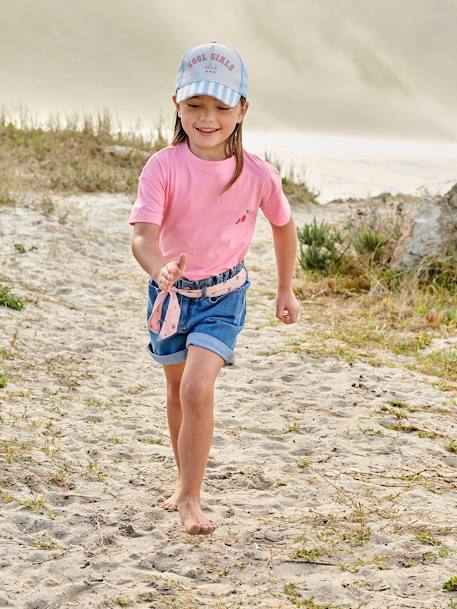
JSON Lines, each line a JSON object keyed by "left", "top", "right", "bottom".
{"left": 145, "top": 260, "right": 251, "bottom": 367}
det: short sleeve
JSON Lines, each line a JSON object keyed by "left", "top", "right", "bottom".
{"left": 128, "top": 153, "right": 167, "bottom": 226}
{"left": 260, "top": 163, "right": 291, "bottom": 226}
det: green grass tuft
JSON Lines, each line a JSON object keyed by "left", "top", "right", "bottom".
{"left": 0, "top": 286, "right": 25, "bottom": 310}
{"left": 443, "top": 576, "right": 457, "bottom": 592}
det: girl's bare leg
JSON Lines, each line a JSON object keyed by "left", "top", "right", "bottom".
{"left": 159, "top": 360, "right": 185, "bottom": 511}
{"left": 176, "top": 344, "right": 224, "bottom": 535}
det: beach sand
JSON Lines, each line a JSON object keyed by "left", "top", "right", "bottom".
{"left": 0, "top": 193, "right": 456, "bottom": 608}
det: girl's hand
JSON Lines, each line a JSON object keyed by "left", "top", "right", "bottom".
{"left": 158, "top": 253, "right": 188, "bottom": 291}
{"left": 276, "top": 287, "right": 300, "bottom": 324}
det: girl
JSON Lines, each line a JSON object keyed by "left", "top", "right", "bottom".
{"left": 129, "top": 41, "right": 300, "bottom": 535}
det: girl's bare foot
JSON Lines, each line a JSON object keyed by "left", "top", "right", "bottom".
{"left": 177, "top": 498, "right": 217, "bottom": 535}
{"left": 158, "top": 486, "right": 181, "bottom": 511}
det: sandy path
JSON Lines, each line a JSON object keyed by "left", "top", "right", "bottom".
{"left": 0, "top": 193, "right": 456, "bottom": 609}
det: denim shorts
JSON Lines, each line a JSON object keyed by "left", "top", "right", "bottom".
{"left": 145, "top": 260, "right": 251, "bottom": 367}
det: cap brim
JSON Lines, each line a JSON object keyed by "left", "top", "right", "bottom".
{"left": 176, "top": 81, "right": 241, "bottom": 107}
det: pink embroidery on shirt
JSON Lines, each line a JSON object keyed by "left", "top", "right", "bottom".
{"left": 235, "top": 209, "right": 252, "bottom": 224}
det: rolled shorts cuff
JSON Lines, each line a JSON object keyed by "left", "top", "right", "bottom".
{"left": 186, "top": 332, "right": 235, "bottom": 366}
{"left": 146, "top": 342, "right": 187, "bottom": 365}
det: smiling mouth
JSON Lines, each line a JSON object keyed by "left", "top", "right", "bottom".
{"left": 196, "top": 127, "right": 219, "bottom": 133}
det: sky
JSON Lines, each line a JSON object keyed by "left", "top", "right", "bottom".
{"left": 1, "top": 0, "right": 457, "bottom": 141}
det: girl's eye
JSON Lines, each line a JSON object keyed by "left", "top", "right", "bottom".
{"left": 186, "top": 104, "right": 229, "bottom": 111}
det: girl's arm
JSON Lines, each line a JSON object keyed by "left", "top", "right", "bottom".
{"left": 131, "top": 223, "right": 188, "bottom": 288}
{"left": 271, "top": 217, "right": 297, "bottom": 290}
{"left": 270, "top": 217, "right": 300, "bottom": 324}
{"left": 131, "top": 222, "right": 167, "bottom": 281}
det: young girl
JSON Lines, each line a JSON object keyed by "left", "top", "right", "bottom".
{"left": 129, "top": 41, "right": 300, "bottom": 535}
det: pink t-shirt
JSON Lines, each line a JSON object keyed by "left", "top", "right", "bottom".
{"left": 128, "top": 139, "right": 291, "bottom": 280}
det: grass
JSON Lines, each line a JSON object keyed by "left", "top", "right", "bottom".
{"left": 448, "top": 439, "right": 457, "bottom": 453}
{"left": 374, "top": 398, "right": 455, "bottom": 450}
{"left": 283, "top": 583, "right": 345, "bottom": 609}
{"left": 0, "top": 286, "right": 25, "bottom": 310}
{"left": 295, "top": 206, "right": 457, "bottom": 368}
{"left": 113, "top": 596, "right": 134, "bottom": 607}
{"left": 264, "top": 149, "right": 319, "bottom": 205}
{"left": 443, "top": 576, "right": 457, "bottom": 592}
{"left": 289, "top": 502, "right": 374, "bottom": 574}
{"left": 283, "top": 422, "right": 301, "bottom": 433}
{"left": 416, "top": 531, "right": 441, "bottom": 545}
{"left": 360, "top": 427, "right": 384, "bottom": 436}
{"left": 297, "top": 459, "right": 311, "bottom": 469}
{"left": 108, "top": 436, "right": 124, "bottom": 445}
{"left": 138, "top": 436, "right": 166, "bottom": 445}
{"left": 290, "top": 546, "right": 320, "bottom": 561}
{"left": 0, "top": 108, "right": 166, "bottom": 197}
{"left": 408, "top": 348, "right": 457, "bottom": 382}
{"left": 16, "top": 495, "right": 57, "bottom": 519}
{"left": 84, "top": 460, "right": 107, "bottom": 482}
{"left": 34, "top": 534, "right": 60, "bottom": 550}
{"left": 85, "top": 397, "right": 114, "bottom": 410}
{"left": 0, "top": 438, "right": 32, "bottom": 463}
{"left": 291, "top": 261, "right": 457, "bottom": 389}
{"left": 0, "top": 189, "right": 17, "bottom": 205}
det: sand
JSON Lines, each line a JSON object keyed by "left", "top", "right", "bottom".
{"left": 0, "top": 192, "right": 456, "bottom": 609}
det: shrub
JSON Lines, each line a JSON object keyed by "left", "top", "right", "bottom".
{"left": 296, "top": 208, "right": 457, "bottom": 297}
{"left": 414, "top": 252, "right": 457, "bottom": 291}
{"left": 297, "top": 219, "right": 347, "bottom": 272}
{"left": 353, "top": 228, "right": 388, "bottom": 259}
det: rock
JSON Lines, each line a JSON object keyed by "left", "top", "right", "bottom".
{"left": 391, "top": 183, "right": 457, "bottom": 269}
{"left": 104, "top": 145, "right": 150, "bottom": 160}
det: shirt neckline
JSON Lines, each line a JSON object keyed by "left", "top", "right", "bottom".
{"left": 181, "top": 139, "right": 236, "bottom": 166}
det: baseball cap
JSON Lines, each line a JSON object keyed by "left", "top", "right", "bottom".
{"left": 175, "top": 41, "right": 248, "bottom": 108}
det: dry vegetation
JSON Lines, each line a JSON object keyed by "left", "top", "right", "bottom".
{"left": 0, "top": 109, "right": 164, "bottom": 196}
{"left": 291, "top": 204, "right": 457, "bottom": 394}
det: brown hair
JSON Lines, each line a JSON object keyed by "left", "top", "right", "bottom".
{"left": 171, "top": 96, "right": 247, "bottom": 195}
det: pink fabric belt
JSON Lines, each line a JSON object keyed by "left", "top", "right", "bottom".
{"left": 147, "top": 267, "right": 248, "bottom": 340}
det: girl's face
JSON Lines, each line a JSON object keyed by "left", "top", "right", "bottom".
{"left": 172, "top": 94, "right": 249, "bottom": 161}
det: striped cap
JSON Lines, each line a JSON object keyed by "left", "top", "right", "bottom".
{"left": 175, "top": 42, "right": 248, "bottom": 107}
